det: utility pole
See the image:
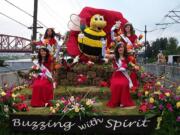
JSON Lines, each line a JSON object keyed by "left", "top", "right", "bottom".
{"left": 32, "top": 0, "right": 38, "bottom": 41}
{"left": 144, "top": 25, "right": 147, "bottom": 59}
{"left": 31, "top": 0, "right": 38, "bottom": 52}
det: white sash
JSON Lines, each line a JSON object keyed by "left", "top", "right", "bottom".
{"left": 120, "top": 34, "right": 133, "bottom": 46}
{"left": 32, "top": 60, "right": 52, "bottom": 79}
{"left": 116, "top": 59, "right": 133, "bottom": 88}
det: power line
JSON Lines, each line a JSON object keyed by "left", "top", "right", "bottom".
{"left": 154, "top": 4, "right": 180, "bottom": 39}
{"left": 40, "top": 0, "right": 67, "bottom": 30}
{"left": 0, "top": 12, "right": 29, "bottom": 28}
{"left": 3, "top": 0, "right": 47, "bottom": 28}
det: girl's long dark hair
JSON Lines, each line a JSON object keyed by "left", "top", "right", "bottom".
{"left": 114, "top": 43, "right": 128, "bottom": 62}
{"left": 38, "top": 48, "right": 50, "bottom": 65}
{"left": 44, "top": 28, "right": 56, "bottom": 39}
{"left": 123, "top": 23, "right": 135, "bottom": 36}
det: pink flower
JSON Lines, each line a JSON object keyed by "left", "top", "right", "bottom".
{"left": 42, "top": 69, "right": 47, "bottom": 73}
{"left": 148, "top": 103, "right": 154, "bottom": 110}
{"left": 159, "top": 104, "right": 163, "bottom": 111}
{"left": 159, "top": 94, "right": 165, "bottom": 100}
{"left": 137, "top": 92, "right": 143, "bottom": 97}
{"left": 174, "top": 96, "right": 180, "bottom": 101}
{"left": 40, "top": 69, "right": 47, "bottom": 78}
{"left": 166, "top": 103, "right": 173, "bottom": 112}
{"left": 176, "top": 116, "right": 180, "bottom": 122}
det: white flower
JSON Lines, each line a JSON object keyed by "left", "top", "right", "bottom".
{"left": 12, "top": 93, "right": 17, "bottom": 98}
{"left": 78, "top": 33, "right": 84, "bottom": 39}
{"left": 50, "top": 107, "right": 54, "bottom": 111}
{"left": 35, "top": 65, "right": 40, "bottom": 70}
{"left": 74, "top": 106, "right": 80, "bottom": 112}
{"left": 4, "top": 105, "right": 9, "bottom": 113}
{"left": 70, "top": 96, "right": 75, "bottom": 102}
{"left": 86, "top": 99, "right": 94, "bottom": 106}
{"left": 56, "top": 103, "right": 60, "bottom": 107}
{"left": 1, "top": 91, "right": 6, "bottom": 96}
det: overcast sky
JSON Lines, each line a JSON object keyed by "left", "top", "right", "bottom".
{"left": 0, "top": 0, "right": 180, "bottom": 43}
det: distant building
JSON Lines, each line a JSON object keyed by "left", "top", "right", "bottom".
{"left": 167, "top": 55, "right": 180, "bottom": 65}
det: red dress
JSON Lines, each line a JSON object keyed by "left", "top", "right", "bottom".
{"left": 31, "top": 57, "right": 54, "bottom": 107}
{"left": 107, "top": 59, "right": 135, "bottom": 108}
{"left": 126, "top": 34, "right": 137, "bottom": 47}
{"left": 126, "top": 34, "right": 139, "bottom": 92}
{"left": 128, "top": 55, "right": 139, "bottom": 92}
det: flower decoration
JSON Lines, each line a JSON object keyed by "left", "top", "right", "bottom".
{"left": 0, "top": 85, "right": 29, "bottom": 123}
{"left": 50, "top": 96, "right": 96, "bottom": 118}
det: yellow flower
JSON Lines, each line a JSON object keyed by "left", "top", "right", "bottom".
{"left": 154, "top": 91, "right": 161, "bottom": 95}
{"left": 145, "top": 91, "right": 149, "bottom": 96}
{"left": 165, "top": 92, "right": 170, "bottom": 97}
{"left": 74, "top": 106, "right": 80, "bottom": 112}
{"left": 1, "top": 91, "right": 6, "bottom": 96}
{"left": 176, "top": 102, "right": 180, "bottom": 109}
{"left": 177, "top": 86, "right": 180, "bottom": 91}
{"left": 11, "top": 93, "right": 17, "bottom": 98}
{"left": 86, "top": 99, "right": 94, "bottom": 106}
{"left": 56, "top": 103, "right": 60, "bottom": 107}
{"left": 156, "top": 81, "right": 161, "bottom": 86}
{"left": 50, "top": 107, "right": 53, "bottom": 111}
{"left": 52, "top": 109, "right": 56, "bottom": 114}
{"left": 149, "top": 97, "right": 155, "bottom": 103}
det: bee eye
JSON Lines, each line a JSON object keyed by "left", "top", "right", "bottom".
{"left": 99, "top": 16, "right": 104, "bottom": 21}
{"left": 95, "top": 17, "right": 98, "bottom": 21}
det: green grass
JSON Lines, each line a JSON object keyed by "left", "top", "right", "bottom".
{"left": 16, "top": 101, "right": 140, "bottom": 116}
{"left": 16, "top": 86, "right": 140, "bottom": 116}
{"left": 20, "top": 86, "right": 109, "bottom": 97}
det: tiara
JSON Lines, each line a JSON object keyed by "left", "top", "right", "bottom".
{"left": 116, "top": 42, "right": 125, "bottom": 46}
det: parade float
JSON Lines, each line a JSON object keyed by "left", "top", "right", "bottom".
{"left": 0, "top": 7, "right": 180, "bottom": 135}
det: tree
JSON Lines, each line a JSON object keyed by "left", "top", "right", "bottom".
{"left": 146, "top": 37, "right": 179, "bottom": 63}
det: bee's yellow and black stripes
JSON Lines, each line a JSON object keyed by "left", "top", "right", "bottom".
{"left": 78, "top": 27, "right": 106, "bottom": 57}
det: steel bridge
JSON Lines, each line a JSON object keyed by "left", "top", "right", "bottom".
{"left": 0, "top": 34, "right": 32, "bottom": 53}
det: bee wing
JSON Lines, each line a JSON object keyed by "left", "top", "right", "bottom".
{"left": 68, "top": 14, "right": 81, "bottom": 31}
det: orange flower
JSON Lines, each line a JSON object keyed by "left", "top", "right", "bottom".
{"left": 127, "top": 45, "right": 133, "bottom": 52}
{"left": 54, "top": 64, "right": 61, "bottom": 69}
{"left": 139, "top": 34, "right": 143, "bottom": 40}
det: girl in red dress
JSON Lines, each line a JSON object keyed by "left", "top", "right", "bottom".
{"left": 123, "top": 23, "right": 139, "bottom": 92}
{"left": 31, "top": 47, "right": 54, "bottom": 107}
{"left": 106, "top": 42, "right": 135, "bottom": 108}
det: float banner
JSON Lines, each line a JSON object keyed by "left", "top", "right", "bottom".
{"left": 10, "top": 115, "right": 157, "bottom": 134}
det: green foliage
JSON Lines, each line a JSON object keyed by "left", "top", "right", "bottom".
{"left": 0, "top": 59, "right": 5, "bottom": 66}
{"left": 145, "top": 37, "right": 180, "bottom": 63}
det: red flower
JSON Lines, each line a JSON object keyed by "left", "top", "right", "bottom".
{"left": 86, "top": 61, "right": 94, "bottom": 68}
{"left": 77, "top": 74, "right": 87, "bottom": 84}
{"left": 143, "top": 83, "right": 152, "bottom": 91}
{"left": 18, "top": 95, "right": 26, "bottom": 102}
{"left": 138, "top": 34, "right": 143, "bottom": 40}
{"left": 99, "top": 81, "right": 108, "bottom": 87}
{"left": 14, "top": 103, "right": 29, "bottom": 111}
{"left": 139, "top": 103, "right": 148, "bottom": 112}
